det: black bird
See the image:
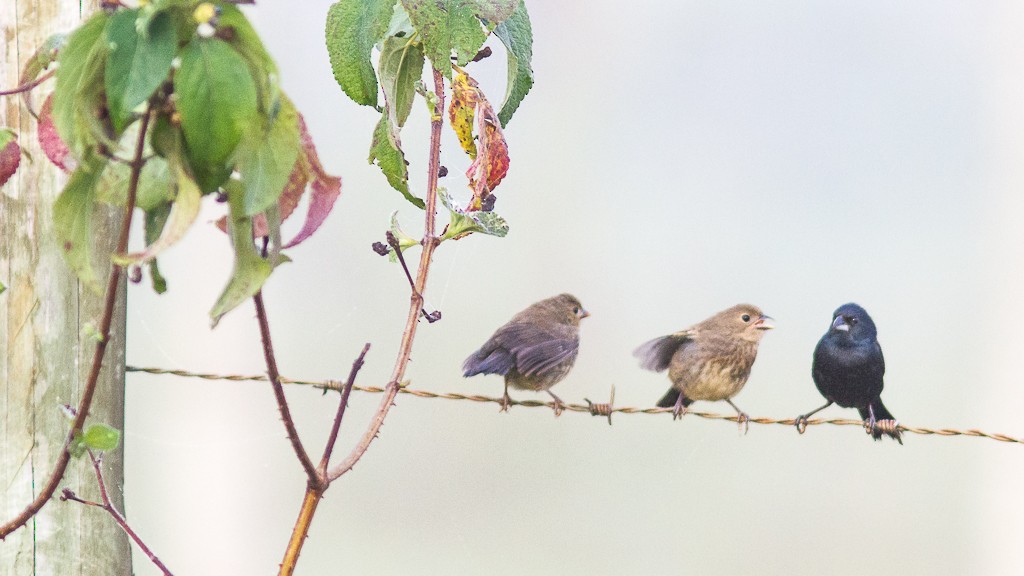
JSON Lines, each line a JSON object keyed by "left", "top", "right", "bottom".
{"left": 796, "top": 303, "right": 902, "bottom": 443}
{"left": 463, "top": 294, "right": 589, "bottom": 416}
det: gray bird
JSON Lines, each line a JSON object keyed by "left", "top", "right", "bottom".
{"left": 463, "top": 294, "right": 589, "bottom": 415}
{"left": 635, "top": 304, "right": 774, "bottom": 431}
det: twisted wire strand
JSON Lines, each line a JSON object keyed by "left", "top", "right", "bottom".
{"left": 125, "top": 366, "right": 1024, "bottom": 445}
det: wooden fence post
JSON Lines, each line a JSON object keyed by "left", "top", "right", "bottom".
{"left": 1, "top": 1, "right": 131, "bottom": 573}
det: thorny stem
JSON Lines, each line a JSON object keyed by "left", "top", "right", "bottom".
{"left": 278, "top": 344, "right": 371, "bottom": 575}
{"left": 0, "top": 104, "right": 152, "bottom": 540}
{"left": 326, "top": 67, "right": 447, "bottom": 483}
{"left": 278, "top": 67, "right": 447, "bottom": 576}
{"left": 318, "top": 343, "right": 371, "bottom": 473}
{"left": 61, "top": 451, "right": 174, "bottom": 576}
{"left": 0, "top": 69, "right": 55, "bottom": 96}
{"left": 253, "top": 290, "right": 319, "bottom": 485}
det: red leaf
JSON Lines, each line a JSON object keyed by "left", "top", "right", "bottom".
{"left": 283, "top": 114, "right": 341, "bottom": 248}
{"left": 466, "top": 93, "right": 509, "bottom": 209}
{"left": 214, "top": 112, "right": 340, "bottom": 247}
{"left": 0, "top": 130, "right": 20, "bottom": 187}
{"left": 38, "top": 94, "right": 74, "bottom": 172}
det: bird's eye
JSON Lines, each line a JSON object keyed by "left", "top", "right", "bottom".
{"left": 573, "top": 306, "right": 580, "bottom": 314}
{"left": 850, "top": 317, "right": 859, "bottom": 325}
{"left": 741, "top": 314, "right": 751, "bottom": 322}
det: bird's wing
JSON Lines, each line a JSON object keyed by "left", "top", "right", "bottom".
{"left": 633, "top": 330, "right": 695, "bottom": 372}
{"left": 498, "top": 322, "right": 579, "bottom": 378}
{"left": 462, "top": 343, "right": 515, "bottom": 377}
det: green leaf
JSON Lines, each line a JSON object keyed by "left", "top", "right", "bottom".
{"left": 175, "top": 38, "right": 259, "bottom": 192}
{"left": 113, "top": 160, "right": 201, "bottom": 266}
{"left": 493, "top": 1, "right": 533, "bottom": 126}
{"left": 401, "top": 0, "right": 487, "bottom": 78}
{"left": 237, "top": 96, "right": 300, "bottom": 216}
{"left": 82, "top": 423, "right": 121, "bottom": 452}
{"left": 369, "top": 113, "right": 423, "bottom": 208}
{"left": 53, "top": 12, "right": 110, "bottom": 160}
{"left": 218, "top": 5, "right": 280, "bottom": 115}
{"left": 387, "top": 210, "right": 419, "bottom": 263}
{"left": 53, "top": 156, "right": 109, "bottom": 293}
{"left": 210, "top": 181, "right": 273, "bottom": 327}
{"left": 471, "top": 0, "right": 521, "bottom": 24}
{"left": 97, "top": 153, "right": 173, "bottom": 210}
{"left": 325, "top": 0, "right": 395, "bottom": 106}
{"left": 144, "top": 203, "right": 171, "bottom": 294}
{"left": 439, "top": 188, "right": 508, "bottom": 240}
{"left": 104, "top": 8, "right": 177, "bottom": 133}
{"left": 378, "top": 36, "right": 425, "bottom": 128}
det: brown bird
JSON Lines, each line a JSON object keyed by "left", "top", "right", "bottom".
{"left": 634, "top": 304, "right": 774, "bottom": 431}
{"left": 463, "top": 293, "right": 589, "bottom": 416}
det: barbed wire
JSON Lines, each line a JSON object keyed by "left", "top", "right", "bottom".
{"left": 124, "top": 366, "right": 1024, "bottom": 445}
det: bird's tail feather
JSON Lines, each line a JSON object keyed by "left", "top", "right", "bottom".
{"left": 462, "top": 348, "right": 514, "bottom": 377}
{"left": 859, "top": 399, "right": 899, "bottom": 442}
{"left": 656, "top": 388, "right": 693, "bottom": 409}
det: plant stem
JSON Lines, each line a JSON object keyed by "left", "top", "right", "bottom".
{"left": 326, "top": 67, "right": 446, "bottom": 483}
{"left": 0, "top": 69, "right": 55, "bottom": 96}
{"left": 65, "top": 451, "right": 175, "bottom": 576}
{"left": 0, "top": 104, "right": 151, "bottom": 540}
{"left": 253, "top": 290, "right": 320, "bottom": 484}
{"left": 318, "top": 343, "right": 371, "bottom": 473}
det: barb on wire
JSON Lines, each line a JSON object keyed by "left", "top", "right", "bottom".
{"left": 124, "top": 366, "right": 1024, "bottom": 445}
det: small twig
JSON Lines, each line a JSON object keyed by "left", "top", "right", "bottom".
{"left": 60, "top": 451, "right": 174, "bottom": 575}
{"left": 385, "top": 232, "right": 441, "bottom": 323}
{"left": 0, "top": 69, "right": 55, "bottom": 96}
{"left": 318, "top": 343, "right": 371, "bottom": 473}
{"left": 0, "top": 102, "right": 153, "bottom": 540}
{"left": 253, "top": 290, "right": 319, "bottom": 484}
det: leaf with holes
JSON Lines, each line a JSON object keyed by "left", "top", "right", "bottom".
{"left": 0, "top": 129, "right": 20, "bottom": 188}
{"left": 439, "top": 188, "right": 508, "bottom": 240}
{"left": 38, "top": 94, "right": 74, "bottom": 172}
{"left": 53, "top": 156, "right": 108, "bottom": 293}
{"left": 326, "top": 0, "right": 395, "bottom": 106}
{"left": 448, "top": 71, "right": 480, "bottom": 158}
{"left": 378, "top": 35, "right": 425, "bottom": 128}
{"left": 493, "top": 1, "right": 533, "bottom": 126}
{"left": 175, "top": 38, "right": 259, "bottom": 192}
{"left": 104, "top": 8, "right": 177, "bottom": 133}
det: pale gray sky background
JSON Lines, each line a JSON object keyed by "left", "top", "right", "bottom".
{"left": 123, "top": 2, "right": 1024, "bottom": 574}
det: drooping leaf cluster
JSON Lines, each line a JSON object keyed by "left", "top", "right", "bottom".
{"left": 325, "top": 0, "right": 532, "bottom": 245}
{"left": 7, "top": 2, "right": 342, "bottom": 325}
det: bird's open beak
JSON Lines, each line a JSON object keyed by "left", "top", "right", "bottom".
{"left": 832, "top": 315, "right": 849, "bottom": 332}
{"left": 755, "top": 315, "right": 774, "bottom": 330}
